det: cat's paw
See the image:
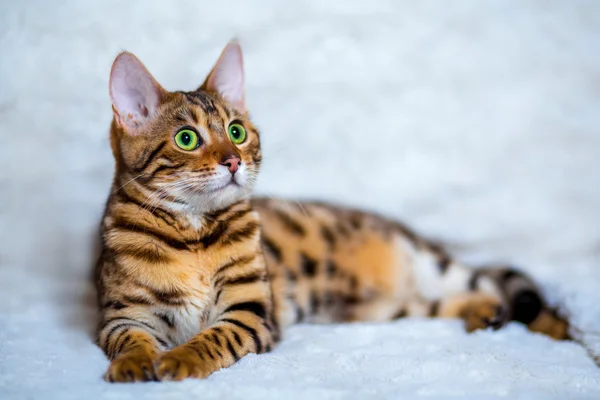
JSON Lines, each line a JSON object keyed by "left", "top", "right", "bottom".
{"left": 105, "top": 351, "right": 156, "bottom": 383}
{"left": 154, "top": 346, "right": 208, "bottom": 381}
{"left": 461, "top": 296, "right": 507, "bottom": 333}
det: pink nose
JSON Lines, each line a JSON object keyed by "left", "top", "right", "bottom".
{"left": 220, "top": 155, "right": 241, "bottom": 174}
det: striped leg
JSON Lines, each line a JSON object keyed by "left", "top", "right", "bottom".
{"left": 154, "top": 262, "right": 277, "bottom": 381}
{"left": 409, "top": 249, "right": 508, "bottom": 331}
{"left": 98, "top": 313, "right": 170, "bottom": 382}
{"left": 414, "top": 255, "right": 570, "bottom": 339}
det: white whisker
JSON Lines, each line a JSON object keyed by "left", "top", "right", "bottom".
{"left": 114, "top": 173, "right": 146, "bottom": 192}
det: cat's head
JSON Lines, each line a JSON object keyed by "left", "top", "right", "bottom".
{"left": 109, "top": 41, "right": 261, "bottom": 213}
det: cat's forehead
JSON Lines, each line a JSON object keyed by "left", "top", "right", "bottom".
{"left": 168, "top": 90, "right": 237, "bottom": 125}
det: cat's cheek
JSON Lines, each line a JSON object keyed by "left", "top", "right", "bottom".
{"left": 235, "top": 165, "right": 251, "bottom": 186}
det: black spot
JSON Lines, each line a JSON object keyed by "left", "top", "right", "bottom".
{"left": 438, "top": 255, "right": 451, "bottom": 273}
{"left": 326, "top": 260, "right": 338, "bottom": 277}
{"left": 343, "top": 295, "right": 361, "bottom": 306}
{"left": 262, "top": 236, "right": 282, "bottom": 262}
{"left": 274, "top": 210, "right": 306, "bottom": 236}
{"left": 321, "top": 226, "right": 336, "bottom": 248}
{"left": 301, "top": 253, "right": 318, "bottom": 277}
{"left": 392, "top": 309, "right": 407, "bottom": 319}
{"left": 428, "top": 301, "right": 440, "bottom": 317}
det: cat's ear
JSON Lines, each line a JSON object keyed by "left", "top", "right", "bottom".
{"left": 201, "top": 41, "right": 246, "bottom": 113}
{"left": 109, "top": 52, "right": 167, "bottom": 134}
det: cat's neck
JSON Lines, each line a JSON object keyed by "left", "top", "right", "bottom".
{"left": 112, "top": 176, "right": 252, "bottom": 233}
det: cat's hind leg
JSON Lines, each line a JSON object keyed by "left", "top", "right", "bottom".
{"left": 471, "top": 267, "right": 570, "bottom": 340}
{"left": 410, "top": 251, "right": 570, "bottom": 339}
{"left": 437, "top": 292, "right": 507, "bottom": 332}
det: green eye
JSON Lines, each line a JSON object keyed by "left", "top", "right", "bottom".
{"left": 228, "top": 123, "right": 247, "bottom": 144}
{"left": 174, "top": 129, "right": 200, "bottom": 150}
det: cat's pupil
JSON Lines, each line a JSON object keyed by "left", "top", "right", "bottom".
{"left": 181, "top": 132, "right": 190, "bottom": 145}
{"left": 231, "top": 128, "right": 239, "bottom": 139}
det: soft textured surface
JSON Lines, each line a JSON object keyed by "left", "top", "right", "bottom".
{"left": 1, "top": 1, "right": 599, "bottom": 399}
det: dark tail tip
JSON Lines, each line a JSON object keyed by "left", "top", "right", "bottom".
{"left": 512, "top": 289, "right": 543, "bottom": 324}
{"left": 481, "top": 265, "right": 571, "bottom": 340}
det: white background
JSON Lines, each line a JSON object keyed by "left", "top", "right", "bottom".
{"left": 1, "top": 1, "right": 599, "bottom": 398}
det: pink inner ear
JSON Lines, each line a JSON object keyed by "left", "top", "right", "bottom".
{"left": 109, "top": 52, "right": 164, "bottom": 132}
{"left": 205, "top": 42, "right": 246, "bottom": 112}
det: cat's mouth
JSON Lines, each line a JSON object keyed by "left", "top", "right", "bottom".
{"left": 206, "top": 175, "right": 241, "bottom": 193}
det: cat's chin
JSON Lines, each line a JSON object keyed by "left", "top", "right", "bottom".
{"left": 182, "top": 184, "right": 252, "bottom": 214}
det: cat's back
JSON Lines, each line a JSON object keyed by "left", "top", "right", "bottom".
{"left": 251, "top": 197, "right": 426, "bottom": 275}
{"left": 251, "top": 197, "right": 435, "bottom": 325}
{"left": 252, "top": 197, "right": 414, "bottom": 245}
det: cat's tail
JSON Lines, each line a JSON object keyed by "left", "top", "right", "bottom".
{"left": 471, "top": 266, "right": 571, "bottom": 340}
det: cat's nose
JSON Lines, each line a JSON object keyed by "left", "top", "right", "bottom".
{"left": 220, "top": 155, "right": 241, "bottom": 174}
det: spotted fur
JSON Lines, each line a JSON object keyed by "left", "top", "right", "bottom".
{"left": 95, "top": 42, "right": 570, "bottom": 383}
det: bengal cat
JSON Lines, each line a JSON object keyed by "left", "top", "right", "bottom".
{"left": 95, "top": 41, "right": 570, "bottom": 383}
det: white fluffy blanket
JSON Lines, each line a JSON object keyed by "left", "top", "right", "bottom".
{"left": 1, "top": 1, "right": 599, "bottom": 399}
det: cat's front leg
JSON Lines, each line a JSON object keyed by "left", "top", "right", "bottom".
{"left": 154, "top": 277, "right": 277, "bottom": 380}
{"left": 98, "top": 311, "right": 171, "bottom": 382}
{"left": 154, "top": 311, "right": 276, "bottom": 380}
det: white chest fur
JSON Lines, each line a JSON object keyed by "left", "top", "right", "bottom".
{"left": 169, "top": 297, "right": 210, "bottom": 346}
